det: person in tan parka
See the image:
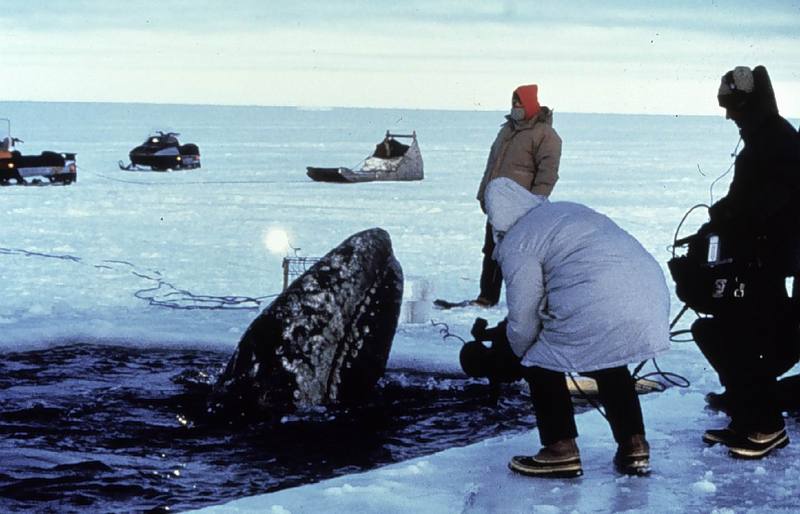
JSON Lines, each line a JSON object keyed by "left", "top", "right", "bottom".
{"left": 472, "top": 84, "right": 562, "bottom": 307}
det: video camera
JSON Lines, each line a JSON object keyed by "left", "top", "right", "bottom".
{"left": 668, "top": 227, "right": 753, "bottom": 315}
{"left": 459, "top": 317, "right": 524, "bottom": 384}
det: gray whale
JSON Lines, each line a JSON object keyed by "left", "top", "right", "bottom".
{"left": 209, "top": 228, "right": 403, "bottom": 418}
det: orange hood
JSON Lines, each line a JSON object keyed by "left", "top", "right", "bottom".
{"left": 513, "top": 84, "right": 541, "bottom": 120}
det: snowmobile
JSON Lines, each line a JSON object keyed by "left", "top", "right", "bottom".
{"left": 118, "top": 131, "right": 201, "bottom": 171}
{"left": 306, "top": 131, "right": 423, "bottom": 183}
{"left": 0, "top": 118, "right": 77, "bottom": 186}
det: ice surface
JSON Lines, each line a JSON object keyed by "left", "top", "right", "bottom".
{"left": 2, "top": 101, "right": 799, "bottom": 512}
{"left": 195, "top": 388, "right": 800, "bottom": 513}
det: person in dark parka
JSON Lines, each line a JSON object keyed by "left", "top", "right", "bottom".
{"left": 692, "top": 65, "right": 800, "bottom": 459}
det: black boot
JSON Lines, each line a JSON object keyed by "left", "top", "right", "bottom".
{"left": 727, "top": 429, "right": 789, "bottom": 459}
{"left": 702, "top": 425, "right": 738, "bottom": 446}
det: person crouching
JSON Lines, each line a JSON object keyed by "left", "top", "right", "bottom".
{"left": 483, "top": 177, "right": 671, "bottom": 477}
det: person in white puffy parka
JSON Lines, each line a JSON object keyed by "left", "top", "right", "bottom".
{"left": 483, "top": 177, "right": 671, "bottom": 478}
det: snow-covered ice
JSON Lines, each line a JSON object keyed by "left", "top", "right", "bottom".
{"left": 2, "top": 102, "right": 799, "bottom": 512}
{"left": 194, "top": 386, "right": 800, "bottom": 513}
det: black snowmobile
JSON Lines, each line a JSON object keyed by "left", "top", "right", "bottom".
{"left": 0, "top": 118, "right": 77, "bottom": 186}
{"left": 119, "top": 131, "right": 201, "bottom": 171}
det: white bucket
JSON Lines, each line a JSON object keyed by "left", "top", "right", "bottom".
{"left": 399, "top": 276, "right": 433, "bottom": 324}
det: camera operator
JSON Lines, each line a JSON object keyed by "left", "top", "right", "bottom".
{"left": 477, "top": 177, "right": 670, "bottom": 478}
{"left": 691, "top": 65, "right": 800, "bottom": 459}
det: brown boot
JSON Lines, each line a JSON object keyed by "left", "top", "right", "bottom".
{"left": 614, "top": 434, "right": 650, "bottom": 476}
{"left": 509, "top": 438, "right": 582, "bottom": 478}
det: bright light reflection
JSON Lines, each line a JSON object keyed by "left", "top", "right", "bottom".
{"left": 263, "top": 228, "right": 291, "bottom": 255}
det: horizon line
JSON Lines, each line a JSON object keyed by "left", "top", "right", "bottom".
{"left": 0, "top": 98, "right": 742, "bottom": 119}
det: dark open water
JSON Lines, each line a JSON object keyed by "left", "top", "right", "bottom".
{"left": 0, "top": 344, "right": 537, "bottom": 513}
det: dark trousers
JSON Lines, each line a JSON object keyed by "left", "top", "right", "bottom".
{"left": 691, "top": 277, "right": 798, "bottom": 433}
{"left": 523, "top": 365, "right": 645, "bottom": 446}
{"left": 479, "top": 221, "right": 502, "bottom": 304}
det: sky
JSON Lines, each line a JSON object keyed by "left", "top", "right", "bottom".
{"left": 2, "top": 0, "right": 799, "bottom": 116}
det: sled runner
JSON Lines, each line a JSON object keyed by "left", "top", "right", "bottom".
{"left": 307, "top": 131, "right": 423, "bottom": 183}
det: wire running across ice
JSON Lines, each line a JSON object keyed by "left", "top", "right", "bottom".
{"left": 0, "top": 246, "right": 276, "bottom": 311}
{"left": 78, "top": 165, "right": 305, "bottom": 186}
{"left": 430, "top": 320, "right": 467, "bottom": 344}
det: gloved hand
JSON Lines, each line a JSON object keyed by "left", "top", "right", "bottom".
{"left": 470, "top": 317, "right": 507, "bottom": 342}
